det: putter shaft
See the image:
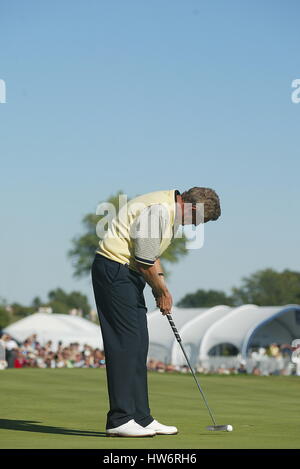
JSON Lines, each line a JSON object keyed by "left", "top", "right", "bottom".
{"left": 166, "top": 314, "right": 217, "bottom": 426}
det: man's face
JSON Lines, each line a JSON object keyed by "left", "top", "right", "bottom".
{"left": 183, "top": 204, "right": 209, "bottom": 226}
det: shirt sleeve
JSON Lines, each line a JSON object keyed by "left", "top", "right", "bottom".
{"left": 131, "top": 204, "right": 167, "bottom": 265}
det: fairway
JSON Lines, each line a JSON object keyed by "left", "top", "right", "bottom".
{"left": 1, "top": 368, "right": 300, "bottom": 449}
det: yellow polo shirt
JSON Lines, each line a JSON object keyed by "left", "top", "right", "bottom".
{"left": 97, "top": 189, "right": 179, "bottom": 271}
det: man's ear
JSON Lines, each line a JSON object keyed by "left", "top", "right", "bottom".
{"left": 181, "top": 191, "right": 187, "bottom": 202}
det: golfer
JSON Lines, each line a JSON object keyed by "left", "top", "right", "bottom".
{"left": 92, "top": 187, "right": 221, "bottom": 437}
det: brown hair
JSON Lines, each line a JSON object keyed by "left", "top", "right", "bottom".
{"left": 181, "top": 187, "right": 221, "bottom": 221}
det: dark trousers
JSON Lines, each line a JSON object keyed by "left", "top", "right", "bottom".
{"left": 92, "top": 254, "right": 153, "bottom": 429}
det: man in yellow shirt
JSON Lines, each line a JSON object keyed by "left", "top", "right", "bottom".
{"left": 92, "top": 187, "right": 221, "bottom": 437}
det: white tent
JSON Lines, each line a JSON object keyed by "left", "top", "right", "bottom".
{"left": 4, "top": 312, "right": 103, "bottom": 349}
{"left": 199, "top": 304, "right": 300, "bottom": 360}
{"left": 147, "top": 307, "right": 207, "bottom": 363}
{"left": 147, "top": 304, "right": 300, "bottom": 365}
{"left": 199, "top": 304, "right": 257, "bottom": 360}
{"left": 171, "top": 305, "right": 232, "bottom": 367}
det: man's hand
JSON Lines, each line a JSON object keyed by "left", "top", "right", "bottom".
{"left": 136, "top": 259, "right": 173, "bottom": 315}
{"left": 154, "top": 289, "right": 173, "bottom": 315}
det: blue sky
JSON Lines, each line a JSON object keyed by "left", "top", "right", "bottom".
{"left": 1, "top": 0, "right": 300, "bottom": 311}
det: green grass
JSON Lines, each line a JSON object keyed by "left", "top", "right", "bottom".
{"left": 1, "top": 368, "right": 300, "bottom": 449}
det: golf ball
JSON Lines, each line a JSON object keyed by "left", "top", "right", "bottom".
{"left": 226, "top": 425, "right": 233, "bottom": 432}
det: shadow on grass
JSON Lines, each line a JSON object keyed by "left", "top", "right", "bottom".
{"left": 0, "top": 419, "right": 106, "bottom": 437}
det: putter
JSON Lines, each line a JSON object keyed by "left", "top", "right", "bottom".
{"left": 166, "top": 313, "right": 233, "bottom": 432}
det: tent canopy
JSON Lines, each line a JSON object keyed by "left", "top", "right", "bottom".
{"left": 147, "top": 304, "right": 300, "bottom": 365}
{"left": 171, "top": 305, "right": 232, "bottom": 367}
{"left": 147, "top": 307, "right": 207, "bottom": 363}
{"left": 4, "top": 312, "right": 103, "bottom": 349}
{"left": 199, "top": 304, "right": 300, "bottom": 360}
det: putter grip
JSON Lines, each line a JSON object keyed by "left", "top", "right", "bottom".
{"left": 166, "top": 314, "right": 182, "bottom": 342}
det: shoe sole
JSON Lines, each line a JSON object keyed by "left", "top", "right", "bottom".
{"left": 155, "top": 431, "right": 178, "bottom": 435}
{"left": 106, "top": 433, "right": 155, "bottom": 438}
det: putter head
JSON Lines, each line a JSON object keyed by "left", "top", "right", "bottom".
{"left": 206, "top": 425, "right": 233, "bottom": 432}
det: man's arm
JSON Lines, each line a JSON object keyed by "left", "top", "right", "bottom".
{"left": 132, "top": 205, "right": 173, "bottom": 314}
{"left": 151, "top": 259, "right": 171, "bottom": 311}
{"left": 136, "top": 260, "right": 173, "bottom": 315}
{"left": 154, "top": 258, "right": 164, "bottom": 276}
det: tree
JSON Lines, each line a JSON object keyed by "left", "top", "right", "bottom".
{"left": 47, "top": 300, "right": 69, "bottom": 315}
{"left": 0, "top": 297, "right": 35, "bottom": 324}
{"left": 177, "top": 289, "right": 234, "bottom": 308}
{"left": 47, "top": 288, "right": 91, "bottom": 316}
{"left": 10, "top": 303, "right": 35, "bottom": 318}
{"left": 0, "top": 306, "right": 11, "bottom": 329}
{"left": 68, "top": 190, "right": 188, "bottom": 278}
{"left": 231, "top": 268, "right": 300, "bottom": 306}
{"left": 31, "top": 297, "right": 42, "bottom": 309}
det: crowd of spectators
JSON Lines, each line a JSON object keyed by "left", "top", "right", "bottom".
{"left": 0, "top": 334, "right": 105, "bottom": 369}
{"left": 0, "top": 335, "right": 299, "bottom": 376}
{"left": 147, "top": 343, "right": 299, "bottom": 376}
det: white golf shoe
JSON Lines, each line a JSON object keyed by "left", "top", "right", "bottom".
{"left": 106, "top": 419, "right": 156, "bottom": 437}
{"left": 145, "top": 419, "right": 178, "bottom": 435}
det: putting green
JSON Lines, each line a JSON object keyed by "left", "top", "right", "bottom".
{"left": 0, "top": 368, "right": 299, "bottom": 449}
